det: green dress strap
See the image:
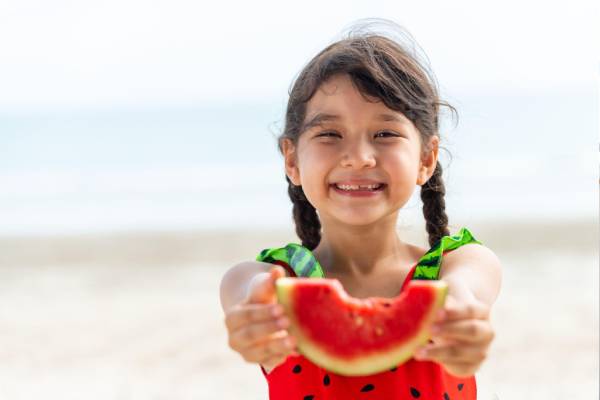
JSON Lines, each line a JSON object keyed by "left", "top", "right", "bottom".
{"left": 256, "top": 227, "right": 481, "bottom": 279}
{"left": 256, "top": 243, "right": 325, "bottom": 278}
{"left": 412, "top": 227, "right": 482, "bottom": 280}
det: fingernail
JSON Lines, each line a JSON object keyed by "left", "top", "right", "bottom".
{"left": 431, "top": 324, "right": 441, "bottom": 334}
{"left": 436, "top": 310, "right": 446, "bottom": 321}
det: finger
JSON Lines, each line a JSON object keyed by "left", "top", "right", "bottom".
{"left": 240, "top": 333, "right": 296, "bottom": 363}
{"left": 225, "top": 303, "right": 284, "bottom": 332}
{"left": 270, "top": 265, "right": 286, "bottom": 280}
{"left": 229, "top": 317, "right": 290, "bottom": 349}
{"left": 415, "top": 341, "right": 489, "bottom": 365}
{"left": 431, "top": 319, "right": 495, "bottom": 343}
{"left": 245, "top": 266, "right": 286, "bottom": 304}
{"left": 439, "top": 298, "right": 490, "bottom": 322}
{"left": 429, "top": 335, "right": 458, "bottom": 347}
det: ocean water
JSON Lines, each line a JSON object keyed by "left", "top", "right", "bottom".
{"left": 0, "top": 88, "right": 597, "bottom": 235}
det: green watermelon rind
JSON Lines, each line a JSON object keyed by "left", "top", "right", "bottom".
{"left": 276, "top": 277, "right": 448, "bottom": 376}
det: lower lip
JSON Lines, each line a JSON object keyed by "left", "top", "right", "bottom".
{"left": 331, "top": 184, "right": 386, "bottom": 197}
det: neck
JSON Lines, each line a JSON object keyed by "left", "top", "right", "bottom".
{"left": 312, "top": 213, "right": 412, "bottom": 278}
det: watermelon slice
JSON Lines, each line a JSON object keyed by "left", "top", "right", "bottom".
{"left": 276, "top": 277, "right": 447, "bottom": 376}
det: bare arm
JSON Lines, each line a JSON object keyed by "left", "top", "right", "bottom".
{"left": 414, "top": 243, "right": 502, "bottom": 377}
{"left": 219, "top": 260, "right": 280, "bottom": 313}
{"left": 439, "top": 243, "right": 503, "bottom": 307}
{"left": 220, "top": 261, "right": 296, "bottom": 373}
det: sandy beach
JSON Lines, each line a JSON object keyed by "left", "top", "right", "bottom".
{"left": 0, "top": 218, "right": 597, "bottom": 399}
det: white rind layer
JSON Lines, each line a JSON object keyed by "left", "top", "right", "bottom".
{"left": 275, "top": 278, "right": 448, "bottom": 376}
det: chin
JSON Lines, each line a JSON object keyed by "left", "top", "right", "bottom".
{"left": 330, "top": 212, "right": 385, "bottom": 227}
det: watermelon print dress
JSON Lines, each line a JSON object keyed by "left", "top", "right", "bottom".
{"left": 256, "top": 227, "right": 482, "bottom": 400}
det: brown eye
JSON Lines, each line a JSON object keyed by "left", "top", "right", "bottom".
{"left": 317, "top": 131, "right": 342, "bottom": 138}
{"left": 374, "top": 131, "right": 400, "bottom": 138}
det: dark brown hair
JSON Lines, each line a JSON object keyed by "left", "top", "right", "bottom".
{"left": 277, "top": 20, "right": 456, "bottom": 249}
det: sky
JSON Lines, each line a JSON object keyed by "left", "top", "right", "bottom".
{"left": 0, "top": 0, "right": 597, "bottom": 234}
{"left": 0, "top": 0, "right": 598, "bottom": 112}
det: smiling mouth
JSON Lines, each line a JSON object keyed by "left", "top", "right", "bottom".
{"left": 331, "top": 183, "right": 387, "bottom": 192}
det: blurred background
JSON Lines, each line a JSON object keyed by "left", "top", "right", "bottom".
{"left": 0, "top": 1, "right": 598, "bottom": 399}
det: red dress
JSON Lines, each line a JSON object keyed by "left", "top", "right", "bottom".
{"left": 260, "top": 260, "right": 477, "bottom": 400}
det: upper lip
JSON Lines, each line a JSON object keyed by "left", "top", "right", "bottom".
{"left": 331, "top": 180, "right": 386, "bottom": 186}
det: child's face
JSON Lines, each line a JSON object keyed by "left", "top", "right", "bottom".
{"left": 283, "top": 73, "right": 438, "bottom": 228}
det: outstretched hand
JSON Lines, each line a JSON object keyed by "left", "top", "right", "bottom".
{"left": 224, "top": 266, "right": 298, "bottom": 372}
{"left": 413, "top": 294, "right": 495, "bottom": 378}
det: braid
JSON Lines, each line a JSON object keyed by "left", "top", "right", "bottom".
{"left": 420, "top": 162, "right": 450, "bottom": 247}
{"left": 286, "top": 176, "right": 322, "bottom": 250}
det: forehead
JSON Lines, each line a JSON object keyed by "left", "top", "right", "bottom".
{"left": 307, "top": 74, "right": 377, "bottom": 108}
{"left": 302, "top": 74, "right": 413, "bottom": 131}
{"left": 304, "top": 74, "right": 410, "bottom": 124}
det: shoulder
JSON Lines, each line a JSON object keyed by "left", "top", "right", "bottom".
{"left": 223, "top": 258, "right": 297, "bottom": 281}
{"left": 220, "top": 261, "right": 276, "bottom": 288}
{"left": 219, "top": 260, "right": 282, "bottom": 313}
{"left": 440, "top": 243, "right": 503, "bottom": 306}
{"left": 224, "top": 260, "right": 275, "bottom": 276}
{"left": 443, "top": 243, "right": 502, "bottom": 271}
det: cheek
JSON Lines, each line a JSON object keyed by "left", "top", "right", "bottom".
{"left": 298, "top": 146, "right": 331, "bottom": 178}
{"left": 386, "top": 152, "right": 420, "bottom": 178}
{"left": 297, "top": 152, "right": 332, "bottom": 202}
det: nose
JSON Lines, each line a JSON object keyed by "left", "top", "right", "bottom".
{"left": 340, "top": 140, "right": 376, "bottom": 169}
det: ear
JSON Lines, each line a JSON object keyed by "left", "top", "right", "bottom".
{"left": 281, "top": 138, "right": 301, "bottom": 186}
{"left": 417, "top": 136, "right": 439, "bottom": 186}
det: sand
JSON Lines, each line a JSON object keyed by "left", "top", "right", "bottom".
{"left": 0, "top": 219, "right": 597, "bottom": 399}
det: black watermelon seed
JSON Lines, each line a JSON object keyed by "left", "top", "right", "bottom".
{"left": 323, "top": 374, "right": 330, "bottom": 386}
{"left": 444, "top": 393, "right": 450, "bottom": 400}
{"left": 292, "top": 364, "right": 302, "bottom": 374}
{"left": 303, "top": 396, "right": 314, "bottom": 400}
{"left": 390, "top": 367, "right": 397, "bottom": 372}
{"left": 410, "top": 387, "right": 421, "bottom": 398}
{"left": 383, "top": 302, "right": 391, "bottom": 307}
{"left": 360, "top": 384, "right": 375, "bottom": 392}
{"left": 457, "top": 383, "right": 464, "bottom": 391}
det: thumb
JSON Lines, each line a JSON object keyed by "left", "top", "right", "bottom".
{"left": 244, "top": 265, "right": 286, "bottom": 304}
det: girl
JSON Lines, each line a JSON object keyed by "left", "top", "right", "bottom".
{"left": 220, "top": 22, "right": 502, "bottom": 399}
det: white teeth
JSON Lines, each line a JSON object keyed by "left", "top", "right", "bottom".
{"left": 335, "top": 183, "right": 383, "bottom": 191}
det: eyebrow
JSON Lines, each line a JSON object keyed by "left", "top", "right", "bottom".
{"left": 300, "top": 112, "right": 408, "bottom": 132}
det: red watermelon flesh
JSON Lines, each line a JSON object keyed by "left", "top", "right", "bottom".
{"left": 276, "top": 277, "right": 448, "bottom": 376}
